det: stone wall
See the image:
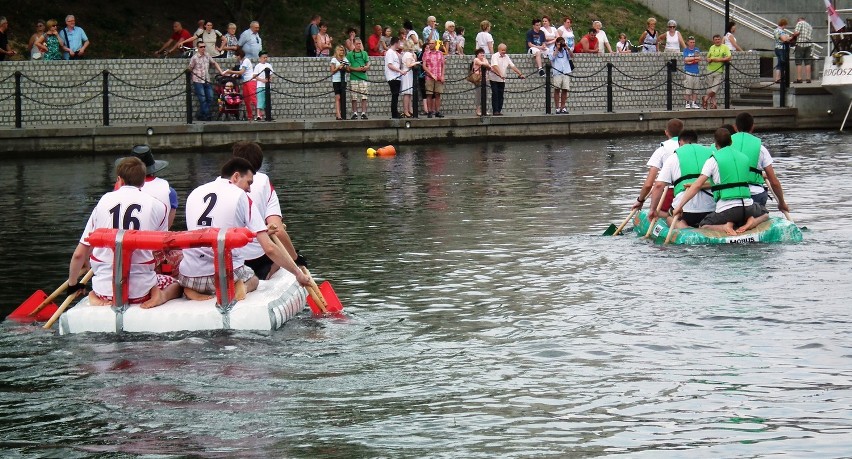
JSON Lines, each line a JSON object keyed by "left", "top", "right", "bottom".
{"left": 0, "top": 53, "right": 760, "bottom": 127}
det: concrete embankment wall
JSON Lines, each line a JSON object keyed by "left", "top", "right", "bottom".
{"left": 0, "top": 108, "right": 800, "bottom": 154}
{"left": 0, "top": 53, "right": 760, "bottom": 127}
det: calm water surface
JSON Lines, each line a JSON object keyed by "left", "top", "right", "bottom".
{"left": 0, "top": 131, "right": 850, "bottom": 457}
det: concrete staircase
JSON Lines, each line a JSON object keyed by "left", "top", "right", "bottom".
{"left": 732, "top": 82, "right": 774, "bottom": 107}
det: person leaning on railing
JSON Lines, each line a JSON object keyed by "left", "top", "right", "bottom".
{"left": 773, "top": 18, "right": 797, "bottom": 84}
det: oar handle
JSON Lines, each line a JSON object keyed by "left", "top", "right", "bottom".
{"left": 644, "top": 186, "right": 670, "bottom": 239}
{"left": 41, "top": 269, "right": 94, "bottom": 329}
{"left": 43, "top": 291, "right": 82, "bottom": 329}
{"left": 269, "top": 234, "right": 328, "bottom": 313}
{"left": 664, "top": 216, "right": 680, "bottom": 245}
{"left": 301, "top": 267, "right": 328, "bottom": 314}
{"left": 613, "top": 209, "right": 638, "bottom": 236}
{"left": 29, "top": 268, "right": 94, "bottom": 317}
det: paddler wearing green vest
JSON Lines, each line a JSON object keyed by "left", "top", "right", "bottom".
{"left": 648, "top": 130, "right": 716, "bottom": 228}
{"left": 672, "top": 128, "right": 769, "bottom": 236}
{"left": 631, "top": 118, "right": 683, "bottom": 213}
{"left": 732, "top": 112, "right": 790, "bottom": 214}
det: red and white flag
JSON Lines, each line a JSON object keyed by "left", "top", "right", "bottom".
{"left": 826, "top": 0, "right": 846, "bottom": 31}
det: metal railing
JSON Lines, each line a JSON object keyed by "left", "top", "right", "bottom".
{"left": 694, "top": 0, "right": 825, "bottom": 56}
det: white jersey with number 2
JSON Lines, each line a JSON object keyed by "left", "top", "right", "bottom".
{"left": 180, "top": 177, "right": 267, "bottom": 277}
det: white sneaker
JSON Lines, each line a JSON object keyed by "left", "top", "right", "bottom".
{"left": 691, "top": 102, "right": 700, "bottom": 109}
{"left": 685, "top": 103, "right": 691, "bottom": 109}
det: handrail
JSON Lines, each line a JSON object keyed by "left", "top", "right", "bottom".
{"left": 693, "top": 0, "right": 825, "bottom": 55}
{"left": 826, "top": 9, "right": 852, "bottom": 53}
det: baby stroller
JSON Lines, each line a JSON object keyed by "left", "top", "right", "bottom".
{"left": 215, "top": 75, "right": 244, "bottom": 121}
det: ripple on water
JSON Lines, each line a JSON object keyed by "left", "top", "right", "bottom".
{"left": 2, "top": 134, "right": 852, "bottom": 456}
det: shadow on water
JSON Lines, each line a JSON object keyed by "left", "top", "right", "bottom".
{"left": 1, "top": 131, "right": 851, "bottom": 457}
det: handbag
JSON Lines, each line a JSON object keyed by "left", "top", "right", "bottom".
{"left": 467, "top": 62, "right": 481, "bottom": 85}
{"left": 31, "top": 49, "right": 43, "bottom": 60}
{"left": 568, "top": 59, "right": 575, "bottom": 71}
{"left": 467, "top": 70, "right": 481, "bottom": 85}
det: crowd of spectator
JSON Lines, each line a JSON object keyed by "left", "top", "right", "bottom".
{"left": 1, "top": 14, "right": 89, "bottom": 61}
{"left": 0, "top": 12, "right": 816, "bottom": 121}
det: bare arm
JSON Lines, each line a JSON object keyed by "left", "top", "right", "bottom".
{"left": 672, "top": 175, "right": 708, "bottom": 217}
{"left": 211, "top": 59, "right": 224, "bottom": 75}
{"left": 647, "top": 181, "right": 667, "bottom": 218}
{"left": 35, "top": 34, "right": 48, "bottom": 52}
{"left": 631, "top": 167, "right": 660, "bottom": 210}
{"left": 257, "top": 232, "right": 311, "bottom": 286}
{"left": 68, "top": 243, "right": 92, "bottom": 286}
{"left": 763, "top": 165, "right": 789, "bottom": 212}
{"left": 266, "top": 216, "right": 297, "bottom": 259}
{"left": 729, "top": 34, "right": 743, "bottom": 52}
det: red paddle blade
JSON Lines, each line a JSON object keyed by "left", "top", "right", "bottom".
{"left": 317, "top": 281, "right": 344, "bottom": 313}
{"left": 7, "top": 290, "right": 59, "bottom": 323}
{"left": 306, "top": 293, "right": 325, "bottom": 316}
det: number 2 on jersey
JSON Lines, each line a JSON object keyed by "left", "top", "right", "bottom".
{"left": 197, "top": 193, "right": 218, "bottom": 226}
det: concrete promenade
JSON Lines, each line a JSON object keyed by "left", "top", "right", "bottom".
{"left": 0, "top": 106, "right": 808, "bottom": 154}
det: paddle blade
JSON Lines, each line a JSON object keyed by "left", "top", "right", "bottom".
{"left": 306, "top": 293, "right": 325, "bottom": 316}
{"left": 7, "top": 290, "right": 59, "bottom": 323}
{"left": 602, "top": 224, "right": 617, "bottom": 236}
{"left": 317, "top": 281, "right": 344, "bottom": 313}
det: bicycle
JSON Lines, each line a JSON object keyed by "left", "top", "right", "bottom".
{"left": 158, "top": 45, "right": 196, "bottom": 59}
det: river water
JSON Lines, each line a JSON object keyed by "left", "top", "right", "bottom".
{"left": 1, "top": 131, "right": 850, "bottom": 457}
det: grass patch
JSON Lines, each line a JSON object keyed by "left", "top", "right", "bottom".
{"left": 2, "top": 0, "right": 711, "bottom": 58}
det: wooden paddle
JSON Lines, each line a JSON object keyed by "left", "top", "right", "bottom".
{"left": 269, "top": 233, "right": 329, "bottom": 315}
{"left": 764, "top": 180, "right": 794, "bottom": 223}
{"left": 603, "top": 209, "right": 638, "bottom": 236}
{"left": 42, "top": 269, "right": 94, "bottom": 329}
{"left": 301, "top": 267, "right": 329, "bottom": 315}
{"left": 644, "top": 186, "right": 669, "bottom": 238}
{"left": 664, "top": 216, "right": 680, "bottom": 245}
{"left": 27, "top": 269, "right": 94, "bottom": 317}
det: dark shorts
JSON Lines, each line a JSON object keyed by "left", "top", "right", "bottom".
{"left": 699, "top": 203, "right": 768, "bottom": 227}
{"left": 752, "top": 190, "right": 769, "bottom": 207}
{"left": 333, "top": 82, "right": 345, "bottom": 95}
{"left": 794, "top": 46, "right": 812, "bottom": 65}
{"left": 244, "top": 253, "right": 274, "bottom": 280}
{"left": 682, "top": 211, "right": 711, "bottom": 228}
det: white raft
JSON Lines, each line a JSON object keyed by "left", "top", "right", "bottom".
{"left": 59, "top": 269, "right": 307, "bottom": 335}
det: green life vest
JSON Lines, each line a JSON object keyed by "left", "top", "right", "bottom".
{"left": 672, "top": 144, "right": 713, "bottom": 196}
{"left": 730, "top": 132, "right": 765, "bottom": 186}
{"left": 710, "top": 146, "right": 752, "bottom": 201}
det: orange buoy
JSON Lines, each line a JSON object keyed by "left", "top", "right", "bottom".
{"left": 376, "top": 145, "right": 396, "bottom": 156}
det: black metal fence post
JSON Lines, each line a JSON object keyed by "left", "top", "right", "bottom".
{"left": 264, "top": 68, "right": 272, "bottom": 121}
{"left": 102, "top": 70, "right": 110, "bottom": 126}
{"left": 545, "top": 62, "right": 552, "bottom": 114}
{"left": 724, "top": 61, "right": 731, "bottom": 109}
{"left": 606, "top": 62, "right": 613, "bottom": 113}
{"left": 480, "top": 65, "right": 487, "bottom": 117}
{"left": 14, "top": 71, "right": 22, "bottom": 128}
{"left": 185, "top": 70, "right": 193, "bottom": 124}
{"left": 412, "top": 72, "right": 419, "bottom": 118}
{"left": 339, "top": 69, "right": 347, "bottom": 120}
{"left": 780, "top": 43, "right": 790, "bottom": 108}
{"left": 666, "top": 59, "right": 675, "bottom": 111}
